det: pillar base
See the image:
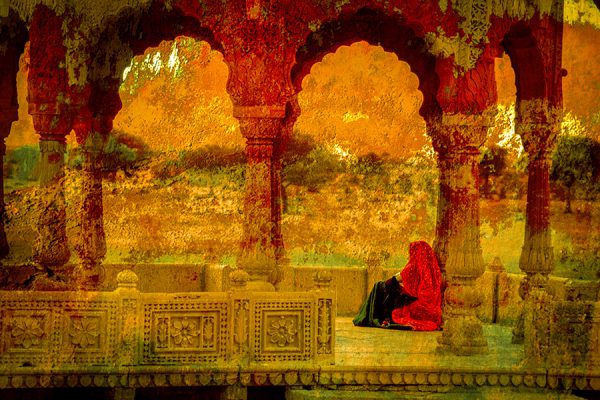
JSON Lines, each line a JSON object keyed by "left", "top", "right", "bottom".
{"left": 437, "top": 316, "right": 488, "bottom": 355}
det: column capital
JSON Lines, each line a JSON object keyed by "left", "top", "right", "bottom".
{"left": 72, "top": 109, "right": 114, "bottom": 149}
{"left": 29, "top": 103, "right": 72, "bottom": 143}
{"left": 238, "top": 114, "right": 283, "bottom": 142}
{"left": 428, "top": 110, "right": 495, "bottom": 155}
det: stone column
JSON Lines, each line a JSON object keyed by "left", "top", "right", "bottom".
{"left": 72, "top": 113, "right": 108, "bottom": 289}
{"left": 30, "top": 105, "right": 72, "bottom": 276}
{"left": 0, "top": 112, "right": 15, "bottom": 259}
{"left": 431, "top": 115, "right": 490, "bottom": 355}
{"left": 234, "top": 105, "right": 286, "bottom": 291}
{"left": 512, "top": 104, "right": 558, "bottom": 343}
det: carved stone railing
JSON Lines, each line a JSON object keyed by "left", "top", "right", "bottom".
{"left": 524, "top": 289, "right": 599, "bottom": 371}
{"left": 0, "top": 270, "right": 336, "bottom": 375}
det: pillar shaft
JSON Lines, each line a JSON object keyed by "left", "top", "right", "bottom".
{"left": 429, "top": 114, "right": 492, "bottom": 355}
{"left": 0, "top": 116, "right": 13, "bottom": 259}
{"left": 436, "top": 147, "right": 488, "bottom": 355}
{"left": 73, "top": 129, "right": 107, "bottom": 288}
{"left": 520, "top": 151, "right": 553, "bottom": 276}
{"left": 34, "top": 136, "right": 70, "bottom": 269}
{"left": 517, "top": 114, "right": 557, "bottom": 282}
{"left": 235, "top": 106, "right": 286, "bottom": 289}
{"left": 513, "top": 108, "right": 558, "bottom": 343}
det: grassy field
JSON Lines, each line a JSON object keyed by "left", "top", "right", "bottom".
{"left": 3, "top": 164, "right": 599, "bottom": 281}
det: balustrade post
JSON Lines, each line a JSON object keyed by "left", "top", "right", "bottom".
{"left": 313, "top": 270, "right": 335, "bottom": 365}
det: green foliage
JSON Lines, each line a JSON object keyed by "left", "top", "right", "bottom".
{"left": 180, "top": 146, "right": 245, "bottom": 170}
{"left": 550, "top": 135, "right": 600, "bottom": 212}
{"left": 5, "top": 145, "right": 40, "bottom": 181}
{"left": 480, "top": 145, "right": 508, "bottom": 177}
{"left": 282, "top": 140, "right": 343, "bottom": 192}
{"left": 352, "top": 152, "right": 384, "bottom": 175}
{"left": 102, "top": 134, "right": 147, "bottom": 176}
{"left": 551, "top": 135, "right": 595, "bottom": 189}
{"left": 150, "top": 146, "right": 246, "bottom": 184}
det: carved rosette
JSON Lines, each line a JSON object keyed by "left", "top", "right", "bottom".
{"left": 69, "top": 316, "right": 101, "bottom": 349}
{"left": 254, "top": 301, "right": 312, "bottom": 362}
{"left": 144, "top": 300, "right": 228, "bottom": 364}
{"left": 9, "top": 316, "right": 45, "bottom": 349}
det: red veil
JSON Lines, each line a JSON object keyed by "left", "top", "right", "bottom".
{"left": 391, "top": 241, "right": 443, "bottom": 331}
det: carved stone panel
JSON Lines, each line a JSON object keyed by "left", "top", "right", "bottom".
{"left": 59, "top": 301, "right": 118, "bottom": 365}
{"left": 0, "top": 299, "right": 118, "bottom": 367}
{"left": 143, "top": 300, "right": 229, "bottom": 364}
{"left": 253, "top": 301, "right": 313, "bottom": 362}
{"left": 2, "top": 307, "right": 53, "bottom": 363}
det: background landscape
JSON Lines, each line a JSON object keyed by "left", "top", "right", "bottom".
{"left": 4, "top": 3, "right": 600, "bottom": 280}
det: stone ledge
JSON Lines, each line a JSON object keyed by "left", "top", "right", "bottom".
{"left": 0, "top": 369, "right": 597, "bottom": 391}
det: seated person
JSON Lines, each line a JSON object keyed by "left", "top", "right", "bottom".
{"left": 353, "top": 241, "right": 443, "bottom": 331}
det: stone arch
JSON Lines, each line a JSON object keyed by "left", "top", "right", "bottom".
{"left": 0, "top": 9, "right": 29, "bottom": 259}
{"left": 0, "top": 9, "right": 29, "bottom": 124}
{"left": 501, "top": 22, "right": 547, "bottom": 102}
{"left": 291, "top": 7, "right": 440, "bottom": 121}
{"left": 89, "top": 2, "right": 227, "bottom": 122}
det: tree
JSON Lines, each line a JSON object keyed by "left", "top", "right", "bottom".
{"left": 550, "top": 135, "right": 596, "bottom": 213}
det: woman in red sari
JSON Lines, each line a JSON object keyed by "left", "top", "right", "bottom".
{"left": 390, "top": 241, "right": 443, "bottom": 331}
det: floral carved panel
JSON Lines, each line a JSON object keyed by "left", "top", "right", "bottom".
{"left": 143, "top": 300, "right": 228, "bottom": 364}
{"left": 254, "top": 301, "right": 312, "bottom": 362}
{"left": 59, "top": 302, "right": 118, "bottom": 365}
{"left": 4, "top": 313, "right": 50, "bottom": 353}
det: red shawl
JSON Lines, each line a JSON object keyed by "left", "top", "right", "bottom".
{"left": 391, "top": 241, "right": 442, "bottom": 331}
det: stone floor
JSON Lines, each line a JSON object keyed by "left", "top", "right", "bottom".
{"left": 292, "top": 318, "right": 590, "bottom": 399}
{"left": 334, "top": 317, "right": 523, "bottom": 369}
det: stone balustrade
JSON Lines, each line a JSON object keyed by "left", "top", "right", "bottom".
{"left": 0, "top": 269, "right": 336, "bottom": 388}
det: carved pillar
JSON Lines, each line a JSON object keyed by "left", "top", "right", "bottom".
{"left": 30, "top": 106, "right": 72, "bottom": 273}
{"left": 234, "top": 105, "right": 286, "bottom": 291}
{"left": 27, "top": 4, "right": 73, "bottom": 278}
{"left": 0, "top": 112, "right": 15, "bottom": 259}
{"left": 431, "top": 114, "right": 491, "bottom": 355}
{"left": 513, "top": 103, "right": 559, "bottom": 343}
{"left": 72, "top": 111, "right": 110, "bottom": 289}
{"left": 0, "top": 32, "right": 27, "bottom": 260}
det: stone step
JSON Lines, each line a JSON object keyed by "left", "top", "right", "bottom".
{"left": 286, "top": 388, "right": 585, "bottom": 400}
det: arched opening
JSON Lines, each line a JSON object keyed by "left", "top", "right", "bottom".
{"left": 283, "top": 10, "right": 440, "bottom": 275}
{"left": 485, "top": 20, "right": 599, "bottom": 282}
{"left": 104, "top": 36, "right": 243, "bottom": 267}
{"left": 477, "top": 50, "right": 525, "bottom": 274}
{"left": 284, "top": 35, "right": 438, "bottom": 312}
{"left": 279, "top": 10, "right": 442, "bottom": 311}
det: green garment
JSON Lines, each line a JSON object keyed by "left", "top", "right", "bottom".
{"left": 353, "top": 276, "right": 417, "bottom": 328}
